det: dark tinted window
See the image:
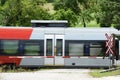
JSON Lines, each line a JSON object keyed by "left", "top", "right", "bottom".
{"left": 56, "top": 39, "right": 63, "bottom": 56}
{"left": 24, "top": 43, "right": 40, "bottom": 56}
{"left": 1, "top": 40, "right": 19, "bottom": 55}
{"left": 65, "top": 40, "right": 105, "bottom": 56}
{"left": 90, "top": 43, "right": 104, "bottom": 56}
{"left": 65, "top": 41, "right": 84, "bottom": 56}
{"left": 46, "top": 39, "right": 53, "bottom": 56}
{"left": 23, "top": 40, "right": 44, "bottom": 56}
{"left": 69, "top": 43, "right": 84, "bottom": 56}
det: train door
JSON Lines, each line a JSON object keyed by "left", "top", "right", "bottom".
{"left": 44, "top": 34, "right": 64, "bottom": 66}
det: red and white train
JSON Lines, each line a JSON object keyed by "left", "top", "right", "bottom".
{"left": 0, "top": 20, "right": 120, "bottom": 68}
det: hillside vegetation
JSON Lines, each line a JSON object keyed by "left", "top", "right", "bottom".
{"left": 0, "top": 0, "right": 120, "bottom": 28}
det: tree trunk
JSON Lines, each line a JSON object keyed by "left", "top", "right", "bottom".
{"left": 82, "top": 17, "right": 86, "bottom": 27}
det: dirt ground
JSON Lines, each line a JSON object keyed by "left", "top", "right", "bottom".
{"left": 0, "top": 69, "right": 120, "bottom": 80}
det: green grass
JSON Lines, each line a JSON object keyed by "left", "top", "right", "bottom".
{"left": 89, "top": 68, "right": 120, "bottom": 78}
{"left": 76, "top": 20, "right": 100, "bottom": 27}
{"left": 0, "top": 65, "right": 53, "bottom": 72}
{"left": 0, "top": 66, "right": 2, "bottom": 72}
{"left": 86, "top": 21, "right": 99, "bottom": 27}
{"left": 0, "top": 65, "right": 40, "bottom": 72}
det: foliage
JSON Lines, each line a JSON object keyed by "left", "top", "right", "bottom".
{"left": 46, "top": 0, "right": 55, "bottom": 3}
{"left": 0, "top": 0, "right": 120, "bottom": 27}
{"left": 54, "top": 0, "right": 89, "bottom": 14}
{"left": 76, "top": 20, "right": 99, "bottom": 27}
{"left": 0, "top": 0, "right": 6, "bottom": 6}
{"left": 19, "top": 0, "right": 51, "bottom": 26}
{"left": 52, "top": 9, "right": 78, "bottom": 27}
{"left": 54, "top": 0, "right": 95, "bottom": 27}
{"left": 0, "top": 0, "right": 51, "bottom": 26}
{"left": 96, "top": 0, "right": 120, "bottom": 28}
{"left": 79, "top": 9, "right": 94, "bottom": 27}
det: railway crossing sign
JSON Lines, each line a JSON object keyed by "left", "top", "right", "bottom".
{"left": 105, "top": 33, "right": 114, "bottom": 55}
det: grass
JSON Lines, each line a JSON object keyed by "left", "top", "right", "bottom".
{"left": 0, "top": 66, "right": 2, "bottom": 72}
{"left": 0, "top": 65, "right": 41, "bottom": 72}
{"left": 86, "top": 21, "right": 99, "bottom": 27}
{"left": 76, "top": 20, "right": 100, "bottom": 27}
{"left": 0, "top": 65, "right": 54, "bottom": 73}
{"left": 89, "top": 68, "right": 120, "bottom": 78}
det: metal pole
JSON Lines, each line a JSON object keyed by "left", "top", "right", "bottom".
{"left": 109, "top": 51, "right": 111, "bottom": 69}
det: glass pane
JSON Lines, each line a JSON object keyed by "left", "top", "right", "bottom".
{"left": 24, "top": 43, "right": 40, "bottom": 56}
{"left": 69, "top": 43, "right": 83, "bottom": 56}
{"left": 90, "top": 44, "right": 103, "bottom": 56}
{"left": 2, "top": 40, "right": 18, "bottom": 54}
{"left": 56, "top": 39, "right": 62, "bottom": 56}
{"left": 46, "top": 39, "right": 53, "bottom": 56}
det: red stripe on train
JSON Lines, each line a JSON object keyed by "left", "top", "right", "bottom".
{"left": 63, "top": 56, "right": 70, "bottom": 58}
{"left": 0, "top": 27, "right": 33, "bottom": 40}
{"left": 0, "top": 56, "right": 22, "bottom": 66}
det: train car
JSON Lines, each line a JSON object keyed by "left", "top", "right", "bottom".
{"left": 0, "top": 20, "right": 120, "bottom": 68}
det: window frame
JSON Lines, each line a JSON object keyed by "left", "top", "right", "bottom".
{"left": 21, "top": 40, "right": 44, "bottom": 56}
{"left": 56, "top": 39, "right": 63, "bottom": 56}
{"left": 0, "top": 40, "right": 19, "bottom": 56}
{"left": 0, "top": 40, "right": 44, "bottom": 56}
{"left": 65, "top": 40, "right": 105, "bottom": 57}
{"left": 46, "top": 39, "right": 53, "bottom": 56}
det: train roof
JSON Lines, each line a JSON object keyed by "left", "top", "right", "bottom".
{"left": 0, "top": 27, "right": 120, "bottom": 34}
{"left": 31, "top": 20, "right": 68, "bottom": 23}
{"left": 0, "top": 27, "right": 119, "bottom": 33}
{"left": 0, "top": 27, "right": 120, "bottom": 40}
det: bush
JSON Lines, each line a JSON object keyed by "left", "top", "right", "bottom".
{"left": 52, "top": 9, "right": 78, "bottom": 27}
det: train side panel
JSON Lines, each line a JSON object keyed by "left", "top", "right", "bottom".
{"left": 0, "top": 27, "right": 119, "bottom": 68}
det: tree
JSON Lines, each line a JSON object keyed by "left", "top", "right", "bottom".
{"left": 0, "top": 0, "right": 21, "bottom": 26}
{"left": 46, "top": 0, "right": 54, "bottom": 3}
{"left": 19, "top": 0, "right": 51, "bottom": 26}
{"left": 0, "top": 0, "right": 7, "bottom": 6}
{"left": 54, "top": 0, "right": 95, "bottom": 27}
{"left": 0, "top": 0, "right": 51, "bottom": 26}
{"left": 79, "top": 9, "right": 94, "bottom": 27}
{"left": 96, "top": 0, "right": 120, "bottom": 29}
{"left": 54, "top": 0, "right": 80, "bottom": 14}
{"left": 52, "top": 9, "right": 78, "bottom": 27}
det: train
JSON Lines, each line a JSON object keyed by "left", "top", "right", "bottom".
{"left": 0, "top": 20, "right": 120, "bottom": 68}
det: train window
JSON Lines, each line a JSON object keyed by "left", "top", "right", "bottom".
{"left": 2, "top": 40, "right": 18, "bottom": 55}
{"left": 46, "top": 39, "right": 53, "bottom": 56}
{"left": 56, "top": 39, "right": 63, "bottom": 56}
{"left": 24, "top": 43, "right": 40, "bottom": 56}
{"left": 69, "top": 43, "right": 84, "bottom": 56}
{"left": 90, "top": 43, "right": 104, "bottom": 56}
